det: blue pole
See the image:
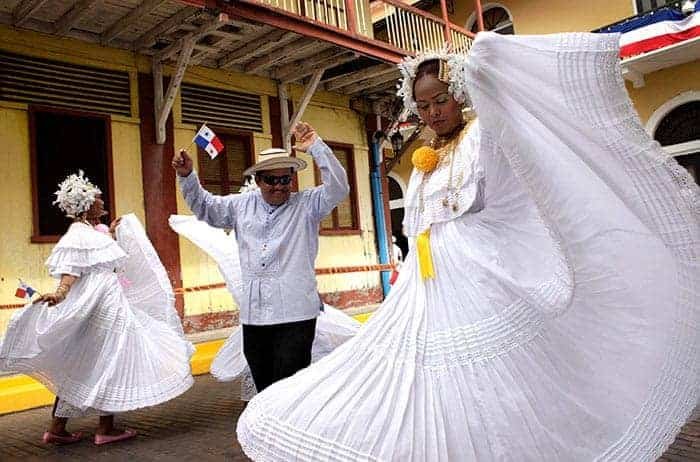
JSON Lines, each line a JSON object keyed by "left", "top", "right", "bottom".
{"left": 370, "top": 134, "right": 391, "bottom": 296}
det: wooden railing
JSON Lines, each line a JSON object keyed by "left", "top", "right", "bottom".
{"left": 251, "top": 0, "right": 474, "bottom": 54}
{"left": 367, "top": 0, "right": 473, "bottom": 53}
{"left": 256, "top": 0, "right": 352, "bottom": 30}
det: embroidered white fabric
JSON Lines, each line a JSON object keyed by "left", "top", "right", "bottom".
{"left": 0, "top": 216, "right": 194, "bottom": 414}
{"left": 235, "top": 32, "right": 698, "bottom": 462}
{"left": 403, "top": 121, "right": 485, "bottom": 237}
{"left": 45, "top": 226, "right": 127, "bottom": 278}
{"left": 54, "top": 399, "right": 109, "bottom": 418}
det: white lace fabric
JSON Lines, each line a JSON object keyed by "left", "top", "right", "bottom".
{"left": 403, "top": 122, "right": 485, "bottom": 237}
{"left": 45, "top": 222, "right": 127, "bottom": 277}
{"left": 54, "top": 399, "right": 109, "bottom": 418}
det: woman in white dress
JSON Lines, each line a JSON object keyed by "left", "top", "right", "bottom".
{"left": 236, "top": 32, "right": 699, "bottom": 461}
{"left": 0, "top": 172, "right": 194, "bottom": 445}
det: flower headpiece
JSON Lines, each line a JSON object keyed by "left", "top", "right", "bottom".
{"left": 53, "top": 170, "right": 102, "bottom": 218}
{"left": 397, "top": 46, "right": 471, "bottom": 116}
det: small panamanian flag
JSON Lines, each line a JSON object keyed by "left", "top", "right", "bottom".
{"left": 15, "top": 280, "right": 37, "bottom": 299}
{"left": 193, "top": 124, "right": 224, "bottom": 159}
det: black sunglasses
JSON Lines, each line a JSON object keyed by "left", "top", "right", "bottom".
{"left": 257, "top": 174, "right": 292, "bottom": 186}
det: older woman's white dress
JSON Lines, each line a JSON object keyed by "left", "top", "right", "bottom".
{"left": 0, "top": 214, "right": 194, "bottom": 414}
{"left": 235, "top": 32, "right": 699, "bottom": 461}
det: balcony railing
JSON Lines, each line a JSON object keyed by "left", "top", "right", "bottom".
{"left": 369, "top": 0, "right": 473, "bottom": 53}
{"left": 257, "top": 0, "right": 353, "bottom": 31}
{"left": 250, "top": 0, "right": 474, "bottom": 54}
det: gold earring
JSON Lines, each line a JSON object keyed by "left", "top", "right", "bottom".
{"left": 438, "top": 60, "right": 450, "bottom": 84}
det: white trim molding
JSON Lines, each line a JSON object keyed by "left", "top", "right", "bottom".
{"left": 387, "top": 172, "right": 407, "bottom": 210}
{"left": 645, "top": 90, "right": 700, "bottom": 135}
{"left": 465, "top": 2, "right": 514, "bottom": 32}
{"left": 665, "top": 140, "right": 700, "bottom": 157}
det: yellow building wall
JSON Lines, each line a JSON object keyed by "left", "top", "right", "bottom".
{"left": 450, "top": 0, "right": 633, "bottom": 34}
{"left": 296, "top": 102, "right": 380, "bottom": 295}
{"left": 625, "top": 60, "right": 700, "bottom": 125}
{"left": 0, "top": 105, "right": 51, "bottom": 336}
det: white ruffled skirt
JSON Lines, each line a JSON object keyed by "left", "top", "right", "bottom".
{"left": 0, "top": 216, "right": 194, "bottom": 414}
{"left": 237, "top": 209, "right": 696, "bottom": 461}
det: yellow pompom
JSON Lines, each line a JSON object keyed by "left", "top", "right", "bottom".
{"left": 412, "top": 146, "right": 439, "bottom": 173}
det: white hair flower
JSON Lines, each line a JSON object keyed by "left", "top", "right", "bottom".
{"left": 397, "top": 46, "right": 472, "bottom": 116}
{"left": 53, "top": 170, "right": 102, "bottom": 218}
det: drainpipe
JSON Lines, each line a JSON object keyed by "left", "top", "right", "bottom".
{"left": 370, "top": 131, "right": 391, "bottom": 296}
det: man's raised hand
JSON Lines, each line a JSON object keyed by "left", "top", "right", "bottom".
{"left": 172, "top": 149, "right": 194, "bottom": 177}
{"left": 292, "top": 122, "right": 318, "bottom": 152}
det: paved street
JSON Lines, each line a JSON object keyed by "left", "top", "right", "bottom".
{"left": 0, "top": 374, "right": 250, "bottom": 461}
{"left": 0, "top": 373, "right": 697, "bottom": 461}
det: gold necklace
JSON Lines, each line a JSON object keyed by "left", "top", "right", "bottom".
{"left": 419, "top": 123, "right": 467, "bottom": 213}
{"left": 429, "top": 122, "right": 466, "bottom": 150}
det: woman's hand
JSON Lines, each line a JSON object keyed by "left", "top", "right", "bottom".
{"left": 36, "top": 276, "right": 76, "bottom": 307}
{"left": 109, "top": 217, "right": 122, "bottom": 236}
{"left": 291, "top": 122, "right": 318, "bottom": 152}
{"left": 36, "top": 292, "right": 64, "bottom": 306}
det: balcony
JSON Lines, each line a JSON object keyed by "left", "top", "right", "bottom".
{"left": 0, "top": 0, "right": 477, "bottom": 142}
{"left": 594, "top": 1, "right": 700, "bottom": 88}
{"left": 240, "top": 0, "right": 473, "bottom": 54}
{"left": 0, "top": 0, "right": 473, "bottom": 92}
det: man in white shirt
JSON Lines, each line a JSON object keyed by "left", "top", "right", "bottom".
{"left": 172, "top": 122, "right": 349, "bottom": 391}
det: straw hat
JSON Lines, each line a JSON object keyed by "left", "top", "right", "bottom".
{"left": 243, "top": 148, "right": 307, "bottom": 177}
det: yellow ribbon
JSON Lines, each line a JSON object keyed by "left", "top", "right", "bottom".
{"left": 416, "top": 229, "right": 435, "bottom": 280}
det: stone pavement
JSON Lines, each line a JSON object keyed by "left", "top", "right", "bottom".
{"left": 0, "top": 374, "right": 250, "bottom": 461}
{"left": 0, "top": 373, "right": 698, "bottom": 461}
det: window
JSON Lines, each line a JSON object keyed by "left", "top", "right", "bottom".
{"left": 30, "top": 107, "right": 113, "bottom": 242}
{"left": 635, "top": 0, "right": 680, "bottom": 14}
{"left": 197, "top": 130, "right": 254, "bottom": 195}
{"left": 0, "top": 51, "right": 131, "bottom": 117}
{"left": 387, "top": 174, "right": 408, "bottom": 257}
{"left": 181, "top": 83, "right": 263, "bottom": 132}
{"left": 469, "top": 4, "right": 514, "bottom": 35}
{"left": 654, "top": 101, "right": 700, "bottom": 147}
{"left": 315, "top": 143, "right": 360, "bottom": 234}
{"left": 654, "top": 100, "right": 700, "bottom": 186}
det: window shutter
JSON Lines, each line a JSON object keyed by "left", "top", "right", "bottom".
{"left": 0, "top": 51, "right": 131, "bottom": 116}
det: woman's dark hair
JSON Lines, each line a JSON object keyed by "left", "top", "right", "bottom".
{"left": 412, "top": 59, "right": 441, "bottom": 94}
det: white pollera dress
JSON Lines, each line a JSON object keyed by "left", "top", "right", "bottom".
{"left": 0, "top": 214, "right": 195, "bottom": 415}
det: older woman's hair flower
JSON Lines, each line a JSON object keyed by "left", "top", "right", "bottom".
{"left": 412, "top": 146, "right": 440, "bottom": 173}
{"left": 53, "top": 170, "right": 102, "bottom": 218}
